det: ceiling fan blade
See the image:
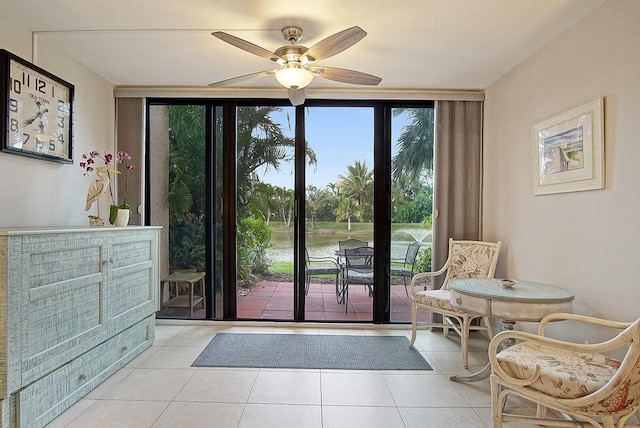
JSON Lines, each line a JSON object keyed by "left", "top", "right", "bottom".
{"left": 303, "top": 26, "right": 367, "bottom": 62}
{"left": 288, "top": 88, "right": 306, "bottom": 106}
{"left": 311, "top": 66, "right": 382, "bottom": 86}
{"left": 212, "top": 31, "right": 282, "bottom": 62}
{"left": 209, "top": 70, "right": 277, "bottom": 87}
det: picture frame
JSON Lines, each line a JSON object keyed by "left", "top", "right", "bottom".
{"left": 0, "top": 49, "right": 74, "bottom": 163}
{"left": 531, "top": 97, "right": 604, "bottom": 195}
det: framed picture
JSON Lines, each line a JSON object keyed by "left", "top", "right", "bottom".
{"left": 532, "top": 97, "right": 604, "bottom": 195}
{"left": 0, "top": 49, "right": 74, "bottom": 163}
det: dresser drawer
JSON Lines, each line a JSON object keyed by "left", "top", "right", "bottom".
{"left": 16, "top": 316, "right": 154, "bottom": 428}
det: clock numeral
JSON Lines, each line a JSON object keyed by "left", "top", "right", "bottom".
{"left": 36, "top": 79, "right": 46, "bottom": 94}
{"left": 22, "top": 71, "right": 30, "bottom": 87}
{"left": 36, "top": 139, "right": 44, "bottom": 150}
{"left": 9, "top": 118, "right": 19, "bottom": 133}
{"left": 58, "top": 133, "right": 65, "bottom": 145}
{"left": 58, "top": 99, "right": 69, "bottom": 114}
{"left": 12, "top": 78, "right": 21, "bottom": 94}
{"left": 57, "top": 115, "right": 66, "bottom": 130}
{"left": 9, "top": 99, "right": 18, "bottom": 113}
{"left": 23, "top": 133, "right": 30, "bottom": 146}
{"left": 48, "top": 140, "right": 56, "bottom": 152}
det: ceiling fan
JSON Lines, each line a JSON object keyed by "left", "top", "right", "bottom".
{"left": 209, "top": 25, "right": 382, "bottom": 106}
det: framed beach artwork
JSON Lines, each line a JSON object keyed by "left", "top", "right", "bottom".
{"left": 532, "top": 97, "right": 604, "bottom": 195}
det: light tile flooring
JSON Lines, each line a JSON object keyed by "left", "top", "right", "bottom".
{"left": 47, "top": 322, "right": 544, "bottom": 428}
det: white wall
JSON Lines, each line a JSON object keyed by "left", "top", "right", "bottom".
{"left": 483, "top": 0, "right": 640, "bottom": 326}
{"left": 0, "top": 17, "right": 115, "bottom": 228}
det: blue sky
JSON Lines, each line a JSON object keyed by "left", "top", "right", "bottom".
{"left": 260, "top": 107, "right": 409, "bottom": 189}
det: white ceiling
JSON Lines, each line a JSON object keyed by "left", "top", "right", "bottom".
{"left": 0, "top": 0, "right": 605, "bottom": 92}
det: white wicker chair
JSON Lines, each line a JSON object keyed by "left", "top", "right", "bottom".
{"left": 408, "top": 238, "right": 502, "bottom": 368}
{"left": 489, "top": 313, "right": 640, "bottom": 428}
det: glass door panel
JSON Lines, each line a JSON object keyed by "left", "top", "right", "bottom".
{"left": 150, "top": 104, "right": 210, "bottom": 319}
{"left": 390, "top": 107, "right": 434, "bottom": 322}
{"left": 304, "top": 107, "right": 375, "bottom": 321}
{"left": 236, "top": 105, "right": 295, "bottom": 320}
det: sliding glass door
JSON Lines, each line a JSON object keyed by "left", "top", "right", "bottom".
{"left": 149, "top": 99, "right": 433, "bottom": 323}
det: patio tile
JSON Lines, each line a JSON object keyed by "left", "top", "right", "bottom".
{"left": 170, "top": 278, "right": 418, "bottom": 322}
{"left": 236, "top": 300, "right": 267, "bottom": 310}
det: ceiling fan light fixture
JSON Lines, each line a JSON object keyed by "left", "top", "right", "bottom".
{"left": 275, "top": 67, "right": 314, "bottom": 89}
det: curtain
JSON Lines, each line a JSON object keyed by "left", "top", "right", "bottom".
{"left": 115, "top": 98, "right": 145, "bottom": 225}
{"left": 432, "top": 100, "right": 484, "bottom": 289}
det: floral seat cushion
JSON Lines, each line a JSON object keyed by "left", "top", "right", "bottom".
{"left": 413, "top": 289, "right": 461, "bottom": 312}
{"left": 495, "top": 341, "right": 621, "bottom": 399}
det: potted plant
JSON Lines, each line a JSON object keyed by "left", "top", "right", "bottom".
{"left": 80, "top": 150, "right": 135, "bottom": 226}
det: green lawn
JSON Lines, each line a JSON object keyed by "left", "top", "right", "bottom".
{"left": 268, "top": 221, "right": 430, "bottom": 276}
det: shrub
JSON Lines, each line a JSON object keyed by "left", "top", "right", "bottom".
{"left": 414, "top": 246, "right": 432, "bottom": 273}
{"left": 238, "top": 217, "right": 272, "bottom": 278}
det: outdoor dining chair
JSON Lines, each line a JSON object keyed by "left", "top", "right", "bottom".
{"left": 341, "top": 246, "right": 374, "bottom": 313}
{"left": 390, "top": 241, "right": 421, "bottom": 296}
{"left": 304, "top": 248, "right": 341, "bottom": 301}
{"left": 338, "top": 238, "right": 369, "bottom": 251}
{"left": 337, "top": 239, "right": 369, "bottom": 264}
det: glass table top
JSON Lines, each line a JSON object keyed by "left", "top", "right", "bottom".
{"left": 450, "top": 278, "right": 575, "bottom": 303}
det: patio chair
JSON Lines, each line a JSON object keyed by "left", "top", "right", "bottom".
{"left": 305, "top": 248, "right": 341, "bottom": 301}
{"left": 408, "top": 238, "right": 502, "bottom": 368}
{"left": 390, "top": 241, "right": 421, "bottom": 296}
{"left": 341, "top": 246, "right": 374, "bottom": 313}
{"left": 337, "top": 238, "right": 369, "bottom": 264}
{"left": 338, "top": 238, "right": 369, "bottom": 250}
{"left": 489, "top": 312, "right": 640, "bottom": 428}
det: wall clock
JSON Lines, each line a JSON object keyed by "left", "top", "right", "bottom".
{"left": 0, "top": 49, "right": 74, "bottom": 163}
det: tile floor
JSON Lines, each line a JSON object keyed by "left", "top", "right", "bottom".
{"left": 47, "top": 322, "right": 545, "bottom": 428}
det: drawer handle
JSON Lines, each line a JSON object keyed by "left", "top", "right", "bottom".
{"left": 456, "top": 297, "right": 462, "bottom": 304}
{"left": 122, "top": 345, "right": 129, "bottom": 352}
{"left": 78, "top": 373, "right": 88, "bottom": 381}
{"left": 102, "top": 258, "right": 114, "bottom": 266}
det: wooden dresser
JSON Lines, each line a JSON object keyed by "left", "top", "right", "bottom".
{"left": 0, "top": 226, "right": 160, "bottom": 427}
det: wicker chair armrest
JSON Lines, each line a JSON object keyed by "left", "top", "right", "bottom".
{"left": 537, "top": 312, "right": 632, "bottom": 337}
{"left": 307, "top": 256, "right": 339, "bottom": 267}
{"left": 490, "top": 328, "right": 629, "bottom": 359}
{"left": 408, "top": 261, "right": 449, "bottom": 291}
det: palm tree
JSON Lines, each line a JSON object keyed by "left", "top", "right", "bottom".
{"left": 306, "top": 185, "right": 332, "bottom": 229}
{"left": 338, "top": 160, "right": 373, "bottom": 209}
{"left": 251, "top": 182, "right": 277, "bottom": 225}
{"left": 271, "top": 186, "right": 294, "bottom": 227}
{"left": 392, "top": 108, "right": 435, "bottom": 182}
{"left": 334, "top": 197, "right": 363, "bottom": 231}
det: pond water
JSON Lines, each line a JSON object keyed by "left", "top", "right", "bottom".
{"left": 266, "top": 227, "right": 432, "bottom": 262}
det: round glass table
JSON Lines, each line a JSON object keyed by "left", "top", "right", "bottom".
{"left": 448, "top": 278, "right": 574, "bottom": 382}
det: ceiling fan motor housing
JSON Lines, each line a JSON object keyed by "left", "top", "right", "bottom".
{"left": 274, "top": 45, "right": 309, "bottom": 64}
{"left": 281, "top": 26, "right": 304, "bottom": 43}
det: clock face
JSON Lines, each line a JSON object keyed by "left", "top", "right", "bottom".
{"left": 4, "top": 56, "right": 73, "bottom": 162}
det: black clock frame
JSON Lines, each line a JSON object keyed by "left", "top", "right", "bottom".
{"left": 0, "top": 49, "right": 74, "bottom": 163}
